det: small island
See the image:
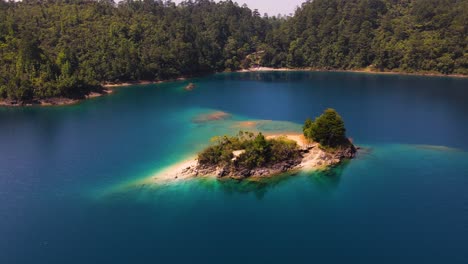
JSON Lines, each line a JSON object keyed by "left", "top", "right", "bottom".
{"left": 151, "top": 109, "right": 357, "bottom": 184}
{"left": 185, "top": 83, "right": 196, "bottom": 91}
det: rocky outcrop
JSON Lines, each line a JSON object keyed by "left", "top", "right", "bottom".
{"left": 194, "top": 154, "right": 303, "bottom": 180}
{"left": 316, "top": 144, "right": 357, "bottom": 167}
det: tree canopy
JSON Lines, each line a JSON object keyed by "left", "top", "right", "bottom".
{"left": 263, "top": 0, "right": 467, "bottom": 74}
{"left": 303, "top": 108, "right": 348, "bottom": 147}
{"left": 198, "top": 131, "right": 300, "bottom": 170}
{"left": 1, "top": 0, "right": 466, "bottom": 102}
{"left": 0, "top": 0, "right": 272, "bottom": 101}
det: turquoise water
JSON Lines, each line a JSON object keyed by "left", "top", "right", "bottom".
{"left": 1, "top": 72, "right": 468, "bottom": 263}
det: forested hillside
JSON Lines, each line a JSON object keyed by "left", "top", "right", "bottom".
{"left": 0, "top": 0, "right": 466, "bottom": 102}
{"left": 0, "top": 0, "right": 275, "bottom": 101}
{"left": 264, "top": 0, "right": 467, "bottom": 74}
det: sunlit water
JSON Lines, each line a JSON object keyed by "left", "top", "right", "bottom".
{"left": 1, "top": 72, "right": 467, "bottom": 263}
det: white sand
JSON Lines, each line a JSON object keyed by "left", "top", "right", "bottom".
{"left": 266, "top": 134, "right": 328, "bottom": 171}
{"left": 238, "top": 67, "right": 295, "bottom": 72}
{"left": 139, "top": 157, "right": 200, "bottom": 186}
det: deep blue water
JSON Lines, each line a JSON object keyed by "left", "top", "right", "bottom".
{"left": 1, "top": 72, "right": 468, "bottom": 263}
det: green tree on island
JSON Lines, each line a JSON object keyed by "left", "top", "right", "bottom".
{"left": 303, "top": 108, "right": 348, "bottom": 147}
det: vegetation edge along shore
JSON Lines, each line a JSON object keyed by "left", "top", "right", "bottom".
{"left": 2, "top": 66, "right": 466, "bottom": 107}
{"left": 1, "top": 0, "right": 466, "bottom": 106}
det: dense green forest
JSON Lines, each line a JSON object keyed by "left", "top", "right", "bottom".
{"left": 0, "top": 0, "right": 275, "bottom": 101}
{"left": 198, "top": 131, "right": 300, "bottom": 170}
{"left": 265, "top": 0, "right": 467, "bottom": 74}
{"left": 0, "top": 0, "right": 466, "bottom": 102}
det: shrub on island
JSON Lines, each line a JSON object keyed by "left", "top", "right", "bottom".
{"left": 198, "top": 131, "right": 301, "bottom": 172}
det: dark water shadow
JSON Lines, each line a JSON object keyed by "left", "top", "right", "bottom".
{"left": 305, "top": 161, "right": 350, "bottom": 193}
{"left": 212, "top": 145, "right": 374, "bottom": 198}
{"left": 214, "top": 161, "right": 352, "bottom": 199}
{"left": 214, "top": 172, "right": 301, "bottom": 200}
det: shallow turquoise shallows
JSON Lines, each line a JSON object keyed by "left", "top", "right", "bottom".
{"left": 1, "top": 72, "right": 468, "bottom": 264}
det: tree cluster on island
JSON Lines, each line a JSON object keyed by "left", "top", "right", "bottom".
{"left": 1, "top": 0, "right": 465, "bottom": 103}
{"left": 198, "top": 131, "right": 301, "bottom": 174}
{"left": 303, "top": 108, "right": 354, "bottom": 148}
{"left": 196, "top": 109, "right": 356, "bottom": 179}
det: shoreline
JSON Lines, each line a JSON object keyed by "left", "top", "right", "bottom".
{"left": 237, "top": 67, "right": 296, "bottom": 72}
{"left": 238, "top": 67, "right": 468, "bottom": 78}
{"left": 105, "top": 68, "right": 468, "bottom": 90}
{"left": 102, "top": 81, "right": 158, "bottom": 88}
{"left": 0, "top": 90, "right": 114, "bottom": 107}
{"left": 101, "top": 77, "right": 189, "bottom": 88}
{"left": 3, "top": 68, "right": 465, "bottom": 107}
{"left": 0, "top": 76, "right": 192, "bottom": 107}
{"left": 136, "top": 133, "right": 354, "bottom": 186}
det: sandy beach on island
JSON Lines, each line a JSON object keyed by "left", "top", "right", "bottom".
{"left": 144, "top": 157, "right": 201, "bottom": 185}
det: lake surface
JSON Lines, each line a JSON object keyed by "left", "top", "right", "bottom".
{"left": 1, "top": 72, "right": 468, "bottom": 263}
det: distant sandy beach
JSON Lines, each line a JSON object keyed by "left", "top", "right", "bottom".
{"left": 102, "top": 80, "right": 161, "bottom": 88}
{"left": 102, "top": 77, "right": 191, "bottom": 88}
{"left": 238, "top": 67, "right": 468, "bottom": 78}
{"left": 237, "top": 67, "right": 295, "bottom": 72}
